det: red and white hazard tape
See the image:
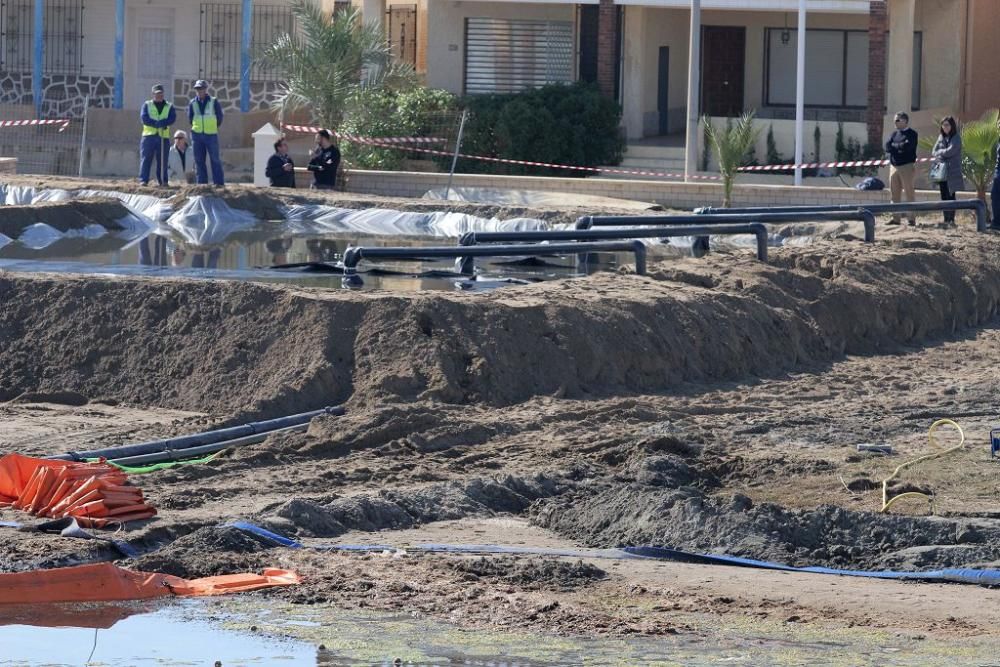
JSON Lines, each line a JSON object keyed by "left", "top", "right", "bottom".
{"left": 282, "top": 124, "right": 447, "bottom": 144}
{"left": 283, "top": 123, "right": 932, "bottom": 182}
{"left": 0, "top": 118, "right": 71, "bottom": 132}
{"left": 738, "top": 156, "right": 932, "bottom": 172}
{"left": 282, "top": 123, "right": 721, "bottom": 181}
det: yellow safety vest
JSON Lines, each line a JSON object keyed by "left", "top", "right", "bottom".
{"left": 191, "top": 97, "right": 218, "bottom": 135}
{"left": 141, "top": 100, "right": 173, "bottom": 139}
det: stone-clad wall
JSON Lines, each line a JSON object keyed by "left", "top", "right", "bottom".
{"left": 0, "top": 71, "right": 281, "bottom": 117}
{"left": 0, "top": 71, "right": 115, "bottom": 117}
{"left": 172, "top": 79, "right": 283, "bottom": 113}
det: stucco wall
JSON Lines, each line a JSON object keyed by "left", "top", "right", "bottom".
{"left": 966, "top": 0, "right": 1000, "bottom": 118}
{"left": 701, "top": 117, "right": 868, "bottom": 170}
{"left": 913, "top": 0, "right": 961, "bottom": 112}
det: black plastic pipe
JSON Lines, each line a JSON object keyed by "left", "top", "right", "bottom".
{"left": 459, "top": 224, "right": 770, "bottom": 262}
{"left": 575, "top": 211, "right": 877, "bottom": 244}
{"left": 694, "top": 200, "right": 988, "bottom": 233}
{"left": 341, "top": 241, "right": 648, "bottom": 287}
{"left": 107, "top": 424, "right": 307, "bottom": 467}
{"left": 48, "top": 406, "right": 345, "bottom": 462}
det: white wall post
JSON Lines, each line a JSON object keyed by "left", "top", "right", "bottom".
{"left": 252, "top": 123, "right": 281, "bottom": 187}
{"left": 793, "top": 0, "right": 807, "bottom": 186}
{"left": 684, "top": 0, "right": 701, "bottom": 182}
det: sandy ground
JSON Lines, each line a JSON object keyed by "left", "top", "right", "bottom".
{"left": 3, "top": 180, "right": 1000, "bottom": 662}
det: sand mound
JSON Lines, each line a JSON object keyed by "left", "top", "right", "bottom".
{"left": 2, "top": 234, "right": 1000, "bottom": 417}
{"left": 535, "top": 486, "right": 1000, "bottom": 571}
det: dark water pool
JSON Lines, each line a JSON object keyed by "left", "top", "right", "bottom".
{"left": 0, "top": 230, "right": 636, "bottom": 292}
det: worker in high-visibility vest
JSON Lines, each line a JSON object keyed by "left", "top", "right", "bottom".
{"left": 138, "top": 84, "right": 176, "bottom": 186}
{"left": 187, "top": 79, "right": 225, "bottom": 186}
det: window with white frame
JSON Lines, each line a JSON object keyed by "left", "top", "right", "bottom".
{"left": 765, "top": 28, "right": 921, "bottom": 110}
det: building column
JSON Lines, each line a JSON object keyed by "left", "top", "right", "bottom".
{"left": 114, "top": 0, "right": 124, "bottom": 109}
{"left": 240, "top": 0, "right": 253, "bottom": 112}
{"left": 886, "top": 0, "right": 915, "bottom": 118}
{"left": 596, "top": 0, "right": 617, "bottom": 99}
{"left": 866, "top": 0, "right": 887, "bottom": 148}
{"left": 621, "top": 6, "right": 644, "bottom": 139}
{"left": 32, "top": 0, "right": 43, "bottom": 117}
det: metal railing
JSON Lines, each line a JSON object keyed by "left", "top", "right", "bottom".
{"left": 694, "top": 201, "right": 989, "bottom": 233}
{"left": 341, "top": 241, "right": 648, "bottom": 288}
{"left": 0, "top": 0, "right": 83, "bottom": 72}
{"left": 576, "top": 211, "right": 877, "bottom": 245}
{"left": 459, "top": 224, "right": 770, "bottom": 262}
{"left": 199, "top": 2, "right": 293, "bottom": 81}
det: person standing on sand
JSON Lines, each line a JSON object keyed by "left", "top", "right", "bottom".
{"left": 930, "top": 116, "right": 963, "bottom": 227}
{"left": 885, "top": 112, "right": 918, "bottom": 226}
{"left": 265, "top": 138, "right": 296, "bottom": 188}
{"left": 307, "top": 130, "right": 340, "bottom": 190}
{"left": 167, "top": 130, "right": 192, "bottom": 185}
{"left": 138, "top": 84, "right": 175, "bottom": 186}
{"left": 187, "top": 80, "right": 225, "bottom": 187}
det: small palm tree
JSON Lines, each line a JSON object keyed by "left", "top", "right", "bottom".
{"left": 703, "top": 111, "right": 761, "bottom": 208}
{"left": 259, "top": 0, "right": 416, "bottom": 130}
{"left": 919, "top": 110, "right": 1000, "bottom": 202}
{"left": 958, "top": 109, "right": 1000, "bottom": 202}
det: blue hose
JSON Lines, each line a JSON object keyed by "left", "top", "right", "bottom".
{"left": 229, "top": 522, "right": 1000, "bottom": 587}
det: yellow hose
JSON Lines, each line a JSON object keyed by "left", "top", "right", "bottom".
{"left": 880, "top": 419, "right": 966, "bottom": 513}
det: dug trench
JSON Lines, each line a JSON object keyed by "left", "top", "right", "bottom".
{"left": 4, "top": 228, "right": 1000, "bottom": 637}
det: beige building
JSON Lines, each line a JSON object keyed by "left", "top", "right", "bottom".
{"left": 363, "top": 0, "right": 995, "bottom": 167}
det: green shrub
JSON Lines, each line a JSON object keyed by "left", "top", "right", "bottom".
{"left": 340, "top": 87, "right": 459, "bottom": 169}
{"left": 458, "top": 82, "right": 624, "bottom": 177}
{"left": 834, "top": 122, "right": 880, "bottom": 176}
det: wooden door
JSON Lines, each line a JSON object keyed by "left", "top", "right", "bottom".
{"left": 701, "top": 26, "right": 745, "bottom": 117}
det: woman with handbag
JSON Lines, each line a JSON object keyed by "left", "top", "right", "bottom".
{"left": 931, "top": 116, "right": 964, "bottom": 226}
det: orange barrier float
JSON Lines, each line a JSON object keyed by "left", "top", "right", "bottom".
{"left": 0, "top": 454, "right": 155, "bottom": 527}
{"left": 0, "top": 563, "right": 301, "bottom": 605}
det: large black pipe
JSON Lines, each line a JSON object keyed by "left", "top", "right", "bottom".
{"left": 48, "top": 406, "right": 345, "bottom": 462}
{"left": 341, "top": 241, "right": 648, "bottom": 287}
{"left": 575, "top": 211, "right": 877, "bottom": 244}
{"left": 694, "top": 200, "right": 988, "bottom": 233}
{"left": 107, "top": 424, "right": 307, "bottom": 467}
{"left": 458, "top": 224, "right": 770, "bottom": 262}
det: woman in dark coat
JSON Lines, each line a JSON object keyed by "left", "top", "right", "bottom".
{"left": 931, "top": 116, "right": 964, "bottom": 225}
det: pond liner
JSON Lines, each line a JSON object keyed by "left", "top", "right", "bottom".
{"left": 228, "top": 522, "right": 1000, "bottom": 587}
{"left": 0, "top": 562, "right": 300, "bottom": 605}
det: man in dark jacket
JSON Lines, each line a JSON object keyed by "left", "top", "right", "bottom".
{"left": 307, "top": 129, "right": 340, "bottom": 190}
{"left": 884, "top": 111, "right": 918, "bottom": 225}
{"left": 265, "top": 138, "right": 296, "bottom": 188}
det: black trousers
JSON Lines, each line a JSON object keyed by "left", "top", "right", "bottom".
{"left": 939, "top": 182, "right": 956, "bottom": 222}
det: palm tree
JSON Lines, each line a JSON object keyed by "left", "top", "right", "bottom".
{"left": 958, "top": 109, "right": 1000, "bottom": 203}
{"left": 703, "top": 111, "right": 761, "bottom": 208}
{"left": 259, "top": 0, "right": 416, "bottom": 130}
